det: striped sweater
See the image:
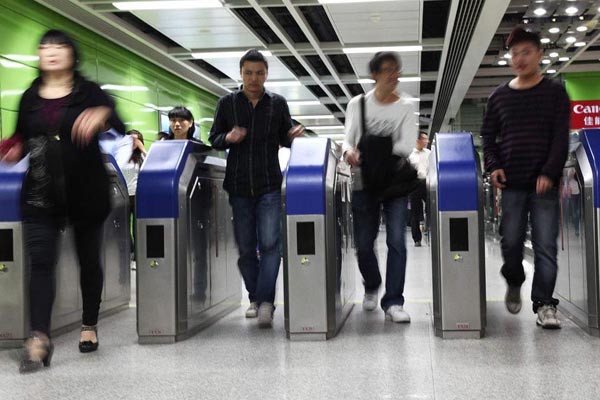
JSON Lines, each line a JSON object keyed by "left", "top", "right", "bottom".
{"left": 481, "top": 77, "right": 570, "bottom": 190}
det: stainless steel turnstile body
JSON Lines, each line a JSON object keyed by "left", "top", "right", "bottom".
{"left": 556, "top": 130, "right": 600, "bottom": 335}
{"left": 0, "top": 156, "right": 131, "bottom": 348}
{"left": 429, "top": 133, "right": 486, "bottom": 339}
{"left": 136, "top": 141, "right": 239, "bottom": 344}
{"left": 283, "top": 138, "right": 356, "bottom": 341}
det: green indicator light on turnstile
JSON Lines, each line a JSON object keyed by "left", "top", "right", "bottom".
{"left": 0, "top": 264, "right": 7, "bottom": 273}
{"left": 150, "top": 260, "right": 159, "bottom": 269}
{"left": 300, "top": 257, "right": 310, "bottom": 266}
{"left": 453, "top": 254, "right": 463, "bottom": 263}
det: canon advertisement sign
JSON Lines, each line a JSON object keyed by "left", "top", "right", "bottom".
{"left": 571, "top": 100, "right": 600, "bottom": 129}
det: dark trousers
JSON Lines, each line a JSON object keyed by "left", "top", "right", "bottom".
{"left": 500, "top": 188, "right": 560, "bottom": 312}
{"left": 409, "top": 180, "right": 426, "bottom": 243}
{"left": 25, "top": 219, "right": 104, "bottom": 337}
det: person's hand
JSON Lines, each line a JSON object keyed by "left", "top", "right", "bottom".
{"left": 288, "top": 124, "right": 305, "bottom": 140}
{"left": 344, "top": 148, "right": 361, "bottom": 167}
{"left": 0, "top": 141, "right": 23, "bottom": 162}
{"left": 536, "top": 175, "right": 553, "bottom": 195}
{"left": 226, "top": 126, "right": 247, "bottom": 144}
{"left": 491, "top": 169, "right": 506, "bottom": 189}
{"left": 133, "top": 137, "right": 146, "bottom": 154}
{"left": 72, "top": 106, "right": 111, "bottom": 147}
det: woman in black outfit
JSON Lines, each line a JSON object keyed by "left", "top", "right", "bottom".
{"left": 2, "top": 30, "right": 125, "bottom": 373}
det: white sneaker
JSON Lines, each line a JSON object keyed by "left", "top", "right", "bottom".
{"left": 536, "top": 305, "right": 561, "bottom": 329}
{"left": 257, "top": 302, "right": 274, "bottom": 328}
{"left": 363, "top": 292, "right": 378, "bottom": 311}
{"left": 245, "top": 302, "right": 258, "bottom": 318}
{"left": 385, "top": 305, "right": 411, "bottom": 323}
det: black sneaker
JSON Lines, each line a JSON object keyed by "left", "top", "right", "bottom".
{"left": 505, "top": 285, "right": 522, "bottom": 314}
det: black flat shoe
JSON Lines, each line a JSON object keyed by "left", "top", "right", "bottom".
{"left": 79, "top": 325, "right": 99, "bottom": 353}
{"left": 19, "top": 335, "right": 54, "bottom": 374}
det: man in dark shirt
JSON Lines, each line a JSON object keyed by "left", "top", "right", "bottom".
{"left": 482, "top": 28, "right": 570, "bottom": 329}
{"left": 209, "top": 49, "right": 303, "bottom": 328}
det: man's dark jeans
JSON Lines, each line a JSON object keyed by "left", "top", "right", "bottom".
{"left": 352, "top": 191, "right": 409, "bottom": 310}
{"left": 500, "top": 188, "right": 560, "bottom": 312}
{"left": 229, "top": 190, "right": 281, "bottom": 306}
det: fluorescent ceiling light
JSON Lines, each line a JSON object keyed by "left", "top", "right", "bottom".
{"left": 398, "top": 77, "right": 421, "bottom": 82}
{"left": 565, "top": 7, "right": 578, "bottom": 15}
{"left": 318, "top": 0, "right": 396, "bottom": 3}
{"left": 414, "top": 112, "right": 420, "bottom": 115}
{"left": 549, "top": 52, "right": 559, "bottom": 58}
{"left": 503, "top": 53, "right": 512, "bottom": 59}
{"left": 498, "top": 60, "right": 507, "bottom": 66}
{"left": 292, "top": 115, "right": 335, "bottom": 120}
{"left": 358, "top": 78, "right": 375, "bottom": 84}
{"left": 540, "top": 38, "right": 551, "bottom": 44}
{"left": 565, "top": 36, "right": 577, "bottom": 43}
{"left": 287, "top": 101, "right": 321, "bottom": 106}
{"left": 533, "top": 8, "right": 546, "bottom": 16}
{"left": 264, "top": 81, "right": 301, "bottom": 88}
{"left": 577, "top": 26, "right": 588, "bottom": 32}
{"left": 113, "top": 1, "right": 223, "bottom": 10}
{"left": 192, "top": 50, "right": 272, "bottom": 59}
{"left": 343, "top": 45, "right": 422, "bottom": 54}
{"left": 541, "top": 59, "right": 551, "bottom": 64}
{"left": 547, "top": 69, "right": 557, "bottom": 74}
{"left": 548, "top": 27, "right": 560, "bottom": 34}
{"left": 404, "top": 97, "right": 420, "bottom": 102}
{"left": 559, "top": 56, "right": 569, "bottom": 61}
{"left": 101, "top": 84, "right": 149, "bottom": 92}
{"left": 575, "top": 42, "right": 586, "bottom": 47}
{"left": 305, "top": 126, "right": 345, "bottom": 130}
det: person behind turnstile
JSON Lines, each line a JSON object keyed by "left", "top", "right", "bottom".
{"left": 408, "top": 131, "right": 431, "bottom": 247}
{"left": 481, "top": 27, "right": 570, "bottom": 329}
{"left": 0, "top": 29, "right": 126, "bottom": 373}
{"left": 166, "top": 106, "right": 197, "bottom": 141}
{"left": 208, "top": 49, "right": 304, "bottom": 328}
{"left": 342, "top": 51, "right": 419, "bottom": 323}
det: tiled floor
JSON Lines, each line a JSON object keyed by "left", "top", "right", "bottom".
{"left": 2, "top": 232, "right": 600, "bottom": 400}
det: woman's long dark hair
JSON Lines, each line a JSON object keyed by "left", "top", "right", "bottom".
{"left": 127, "top": 130, "right": 144, "bottom": 165}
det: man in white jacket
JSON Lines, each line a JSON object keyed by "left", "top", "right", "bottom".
{"left": 343, "top": 52, "right": 418, "bottom": 323}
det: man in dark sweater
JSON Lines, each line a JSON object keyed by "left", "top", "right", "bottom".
{"left": 209, "top": 49, "right": 304, "bottom": 328}
{"left": 482, "top": 28, "right": 570, "bottom": 329}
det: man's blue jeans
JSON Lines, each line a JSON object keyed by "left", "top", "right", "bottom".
{"left": 229, "top": 190, "right": 281, "bottom": 305}
{"left": 352, "top": 191, "right": 409, "bottom": 310}
{"left": 500, "top": 188, "right": 560, "bottom": 312}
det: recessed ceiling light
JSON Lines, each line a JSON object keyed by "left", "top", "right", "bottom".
{"left": 575, "top": 42, "right": 586, "bottom": 47}
{"left": 498, "top": 60, "right": 507, "bottom": 66}
{"left": 542, "top": 59, "right": 551, "bottom": 64}
{"left": 343, "top": 45, "right": 423, "bottom": 54}
{"left": 192, "top": 50, "right": 272, "bottom": 59}
{"left": 547, "top": 69, "right": 557, "bottom": 74}
{"left": 541, "top": 38, "right": 551, "bottom": 44}
{"left": 579, "top": 16, "right": 585, "bottom": 20}
{"left": 548, "top": 27, "right": 560, "bottom": 34}
{"left": 552, "top": 17, "right": 557, "bottom": 22}
{"left": 113, "top": 1, "right": 223, "bottom": 10}
{"left": 559, "top": 57, "right": 570, "bottom": 61}
{"left": 534, "top": 7, "right": 547, "bottom": 16}
{"left": 566, "top": 7, "right": 578, "bottom": 15}
{"left": 565, "top": 36, "right": 577, "bottom": 43}
{"left": 549, "top": 52, "right": 559, "bottom": 58}
{"left": 503, "top": 53, "right": 512, "bottom": 59}
{"left": 577, "top": 26, "right": 588, "bottom": 32}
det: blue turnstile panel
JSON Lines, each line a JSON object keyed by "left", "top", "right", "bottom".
{"left": 436, "top": 133, "right": 478, "bottom": 212}
{"left": 581, "top": 129, "right": 600, "bottom": 208}
{"left": 0, "top": 158, "right": 28, "bottom": 222}
{"left": 285, "top": 137, "right": 330, "bottom": 216}
{"left": 137, "top": 140, "right": 198, "bottom": 219}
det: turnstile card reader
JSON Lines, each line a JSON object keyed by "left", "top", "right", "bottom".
{"left": 429, "top": 133, "right": 486, "bottom": 339}
{"left": 136, "top": 140, "right": 239, "bottom": 344}
{"left": 283, "top": 137, "right": 355, "bottom": 341}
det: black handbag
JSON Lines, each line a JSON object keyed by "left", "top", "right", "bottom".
{"left": 357, "top": 94, "right": 419, "bottom": 200}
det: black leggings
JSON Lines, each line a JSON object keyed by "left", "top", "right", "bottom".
{"left": 24, "top": 219, "right": 104, "bottom": 337}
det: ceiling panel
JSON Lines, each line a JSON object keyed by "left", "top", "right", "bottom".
{"left": 206, "top": 56, "right": 298, "bottom": 83}
{"left": 133, "top": 8, "right": 262, "bottom": 49}
{"left": 263, "top": 85, "right": 319, "bottom": 101}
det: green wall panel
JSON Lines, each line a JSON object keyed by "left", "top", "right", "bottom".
{"left": 1, "top": 109, "right": 18, "bottom": 139}
{"left": 565, "top": 72, "right": 600, "bottom": 101}
{"left": 0, "top": 0, "right": 219, "bottom": 140}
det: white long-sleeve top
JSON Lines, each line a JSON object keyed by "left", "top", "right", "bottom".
{"left": 408, "top": 147, "right": 431, "bottom": 180}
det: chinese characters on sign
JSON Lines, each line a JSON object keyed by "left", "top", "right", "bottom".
{"left": 571, "top": 100, "right": 600, "bottom": 129}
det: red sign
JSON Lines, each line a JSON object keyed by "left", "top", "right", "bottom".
{"left": 571, "top": 100, "right": 600, "bottom": 129}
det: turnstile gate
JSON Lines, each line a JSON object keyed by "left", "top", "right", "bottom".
{"left": 0, "top": 155, "right": 130, "bottom": 348}
{"left": 429, "top": 133, "right": 486, "bottom": 339}
{"left": 556, "top": 129, "right": 600, "bottom": 336}
{"left": 283, "top": 137, "right": 356, "bottom": 340}
{"left": 136, "top": 140, "right": 240, "bottom": 344}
